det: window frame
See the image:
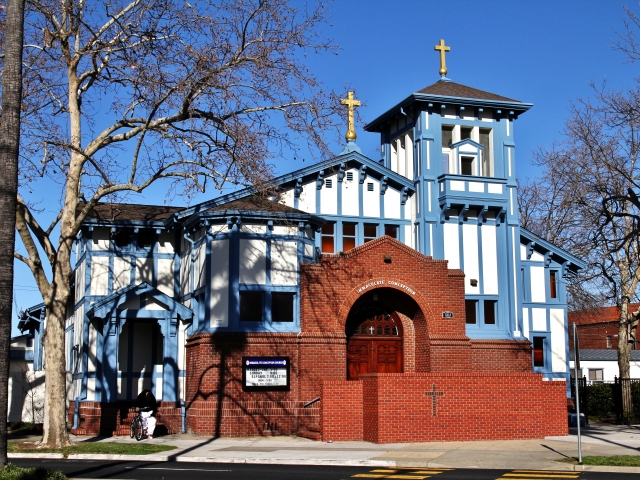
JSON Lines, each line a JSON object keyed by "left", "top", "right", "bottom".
{"left": 465, "top": 300, "right": 478, "bottom": 325}
{"left": 342, "top": 223, "right": 357, "bottom": 252}
{"left": 532, "top": 334, "right": 550, "bottom": 372}
{"left": 363, "top": 223, "right": 377, "bottom": 243}
{"left": 588, "top": 369, "right": 604, "bottom": 383}
{"left": 239, "top": 291, "right": 264, "bottom": 322}
{"left": 320, "top": 222, "right": 335, "bottom": 253}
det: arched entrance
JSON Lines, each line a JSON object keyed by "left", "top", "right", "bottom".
{"left": 346, "top": 307, "right": 403, "bottom": 380}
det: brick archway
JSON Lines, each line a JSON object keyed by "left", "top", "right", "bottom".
{"left": 337, "top": 279, "right": 436, "bottom": 337}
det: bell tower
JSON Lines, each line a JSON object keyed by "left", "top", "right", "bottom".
{"left": 364, "top": 41, "right": 533, "bottom": 340}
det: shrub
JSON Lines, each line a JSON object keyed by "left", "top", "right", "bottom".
{"left": 585, "top": 383, "right": 615, "bottom": 419}
{"left": 0, "top": 464, "right": 66, "bottom": 480}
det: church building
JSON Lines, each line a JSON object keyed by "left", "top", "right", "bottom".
{"left": 20, "top": 41, "right": 584, "bottom": 442}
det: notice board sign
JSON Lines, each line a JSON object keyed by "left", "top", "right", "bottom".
{"left": 242, "top": 357, "right": 290, "bottom": 392}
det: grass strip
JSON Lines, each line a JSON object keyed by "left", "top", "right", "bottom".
{"left": 0, "top": 463, "right": 66, "bottom": 480}
{"left": 8, "top": 441, "right": 177, "bottom": 458}
{"left": 558, "top": 455, "right": 640, "bottom": 466}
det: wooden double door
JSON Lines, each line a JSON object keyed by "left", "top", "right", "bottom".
{"left": 347, "top": 310, "right": 403, "bottom": 380}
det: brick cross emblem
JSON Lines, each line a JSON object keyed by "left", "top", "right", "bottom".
{"left": 425, "top": 384, "right": 444, "bottom": 417}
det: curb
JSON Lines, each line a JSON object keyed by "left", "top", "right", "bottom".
{"left": 575, "top": 464, "right": 640, "bottom": 473}
{"left": 7, "top": 453, "right": 640, "bottom": 473}
{"left": 8, "top": 453, "right": 64, "bottom": 459}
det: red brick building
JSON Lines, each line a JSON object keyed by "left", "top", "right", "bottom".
{"left": 184, "top": 237, "right": 567, "bottom": 442}
{"left": 569, "top": 305, "right": 639, "bottom": 351}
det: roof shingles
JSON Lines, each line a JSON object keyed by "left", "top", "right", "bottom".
{"left": 417, "top": 80, "right": 519, "bottom": 102}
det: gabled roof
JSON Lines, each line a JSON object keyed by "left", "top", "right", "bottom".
{"left": 167, "top": 150, "right": 415, "bottom": 228}
{"left": 78, "top": 201, "right": 181, "bottom": 225}
{"left": 366, "top": 79, "right": 532, "bottom": 132}
{"left": 86, "top": 282, "right": 193, "bottom": 320}
{"left": 204, "top": 195, "right": 306, "bottom": 214}
{"left": 181, "top": 194, "right": 326, "bottom": 231}
{"left": 520, "top": 228, "right": 586, "bottom": 273}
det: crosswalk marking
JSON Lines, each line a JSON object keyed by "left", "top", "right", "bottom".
{"left": 352, "top": 475, "right": 430, "bottom": 479}
{"left": 351, "top": 467, "right": 454, "bottom": 480}
{"left": 351, "top": 473, "right": 430, "bottom": 480}
{"left": 370, "top": 470, "right": 447, "bottom": 474}
{"left": 497, "top": 470, "right": 579, "bottom": 480}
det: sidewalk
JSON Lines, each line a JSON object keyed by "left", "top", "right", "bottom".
{"left": 9, "top": 423, "right": 640, "bottom": 473}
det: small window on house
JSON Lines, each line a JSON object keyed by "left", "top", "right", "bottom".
{"left": 549, "top": 271, "right": 557, "bottom": 299}
{"left": 367, "top": 182, "right": 374, "bottom": 192}
{"left": 606, "top": 335, "right": 613, "bottom": 349}
{"left": 442, "top": 125, "right": 454, "bottom": 148}
{"left": 343, "top": 223, "right": 356, "bottom": 251}
{"left": 26, "top": 337, "right": 34, "bottom": 348}
{"left": 272, "top": 293, "right": 294, "bottom": 322}
{"left": 321, "top": 223, "right": 335, "bottom": 253}
{"left": 461, "top": 156, "right": 474, "bottom": 175}
{"left": 484, "top": 300, "right": 496, "bottom": 325}
{"left": 114, "top": 229, "right": 132, "bottom": 248}
{"left": 384, "top": 226, "right": 398, "bottom": 239}
{"left": 240, "top": 292, "right": 263, "bottom": 321}
{"left": 137, "top": 229, "right": 153, "bottom": 249}
{"left": 465, "top": 300, "right": 477, "bottom": 324}
{"left": 479, "top": 128, "right": 492, "bottom": 176}
{"left": 589, "top": 369, "right": 604, "bottom": 382}
{"left": 346, "top": 172, "right": 354, "bottom": 181}
{"left": 533, "top": 336, "right": 545, "bottom": 367}
{"left": 363, "top": 224, "right": 377, "bottom": 243}
{"left": 325, "top": 179, "right": 333, "bottom": 188}
{"left": 461, "top": 126, "right": 472, "bottom": 140}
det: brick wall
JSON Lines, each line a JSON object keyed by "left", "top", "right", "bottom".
{"left": 569, "top": 321, "right": 623, "bottom": 350}
{"left": 321, "top": 381, "right": 362, "bottom": 441}
{"left": 323, "top": 373, "right": 567, "bottom": 443}
{"left": 68, "top": 401, "right": 182, "bottom": 436}
{"left": 177, "top": 237, "right": 561, "bottom": 441}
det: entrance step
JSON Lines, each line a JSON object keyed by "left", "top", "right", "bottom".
{"left": 307, "top": 423, "right": 321, "bottom": 433}
{"left": 296, "top": 429, "right": 321, "bottom": 441}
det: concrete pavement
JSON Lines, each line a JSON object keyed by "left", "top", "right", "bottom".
{"left": 9, "top": 423, "right": 640, "bottom": 473}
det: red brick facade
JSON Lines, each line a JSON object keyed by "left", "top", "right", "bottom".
{"left": 182, "top": 237, "right": 567, "bottom": 442}
{"left": 72, "top": 237, "right": 568, "bottom": 441}
{"left": 569, "top": 305, "right": 640, "bottom": 350}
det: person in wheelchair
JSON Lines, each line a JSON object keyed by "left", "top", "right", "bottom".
{"left": 136, "top": 389, "right": 157, "bottom": 439}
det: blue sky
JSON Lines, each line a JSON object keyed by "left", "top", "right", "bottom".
{"left": 11, "top": 0, "right": 640, "bottom": 335}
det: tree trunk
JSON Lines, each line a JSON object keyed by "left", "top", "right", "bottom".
{"left": 40, "top": 242, "right": 73, "bottom": 447}
{"left": 618, "top": 299, "right": 634, "bottom": 423}
{"left": 0, "top": 0, "right": 26, "bottom": 465}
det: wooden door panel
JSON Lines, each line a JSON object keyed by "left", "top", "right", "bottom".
{"left": 347, "top": 311, "right": 403, "bottom": 380}
{"left": 347, "top": 340, "right": 371, "bottom": 380}
{"left": 374, "top": 340, "right": 401, "bottom": 374}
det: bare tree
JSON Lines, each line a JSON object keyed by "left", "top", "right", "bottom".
{"left": 519, "top": 82, "right": 640, "bottom": 422}
{"left": 3, "top": 0, "right": 340, "bottom": 447}
{"left": 0, "top": 0, "right": 26, "bottom": 464}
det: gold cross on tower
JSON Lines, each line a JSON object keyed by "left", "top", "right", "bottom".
{"left": 434, "top": 39, "right": 450, "bottom": 77}
{"left": 340, "top": 91, "right": 361, "bottom": 142}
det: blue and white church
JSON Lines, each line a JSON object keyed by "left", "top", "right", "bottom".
{"left": 15, "top": 41, "right": 584, "bottom": 438}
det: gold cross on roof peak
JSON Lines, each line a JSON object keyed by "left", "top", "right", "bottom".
{"left": 434, "top": 39, "right": 450, "bottom": 77}
{"left": 340, "top": 91, "right": 361, "bottom": 142}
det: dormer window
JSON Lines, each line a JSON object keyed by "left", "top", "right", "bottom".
{"left": 442, "top": 125, "right": 493, "bottom": 177}
{"left": 461, "top": 156, "right": 475, "bottom": 175}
